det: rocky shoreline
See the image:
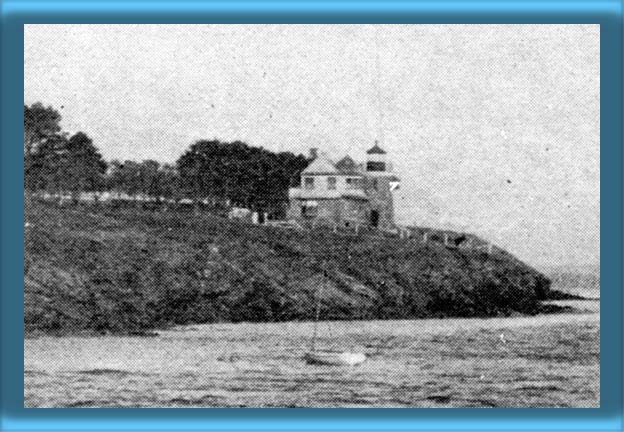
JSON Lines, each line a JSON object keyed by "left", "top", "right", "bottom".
{"left": 25, "top": 202, "right": 553, "bottom": 336}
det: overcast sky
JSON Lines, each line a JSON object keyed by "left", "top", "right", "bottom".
{"left": 24, "top": 24, "right": 600, "bottom": 270}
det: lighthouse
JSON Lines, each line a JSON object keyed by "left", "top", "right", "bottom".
{"left": 364, "top": 141, "right": 400, "bottom": 229}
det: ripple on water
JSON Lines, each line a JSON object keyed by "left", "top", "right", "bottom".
{"left": 78, "top": 368, "right": 133, "bottom": 377}
{"left": 24, "top": 312, "right": 600, "bottom": 408}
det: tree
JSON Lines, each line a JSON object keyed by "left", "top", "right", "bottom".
{"left": 158, "top": 163, "right": 182, "bottom": 206}
{"left": 138, "top": 160, "right": 161, "bottom": 201}
{"left": 105, "top": 160, "right": 124, "bottom": 193}
{"left": 24, "top": 133, "right": 68, "bottom": 195}
{"left": 24, "top": 103, "right": 62, "bottom": 156}
{"left": 262, "top": 151, "right": 309, "bottom": 217}
{"left": 63, "top": 132, "right": 108, "bottom": 202}
{"left": 107, "top": 160, "right": 142, "bottom": 202}
{"left": 177, "top": 140, "right": 225, "bottom": 210}
{"left": 24, "top": 103, "right": 64, "bottom": 194}
{"left": 176, "top": 139, "right": 308, "bottom": 216}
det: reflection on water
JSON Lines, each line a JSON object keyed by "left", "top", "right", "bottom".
{"left": 24, "top": 300, "right": 599, "bottom": 408}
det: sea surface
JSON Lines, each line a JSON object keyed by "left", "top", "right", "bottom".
{"left": 24, "top": 297, "right": 599, "bottom": 408}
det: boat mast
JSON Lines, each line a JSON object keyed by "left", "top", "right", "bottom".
{"left": 311, "top": 292, "right": 320, "bottom": 352}
{"left": 311, "top": 263, "right": 326, "bottom": 352}
{"left": 311, "top": 278, "right": 323, "bottom": 352}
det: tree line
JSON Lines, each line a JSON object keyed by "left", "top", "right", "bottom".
{"left": 24, "top": 102, "right": 309, "bottom": 217}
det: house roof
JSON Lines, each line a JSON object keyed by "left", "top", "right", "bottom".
{"left": 335, "top": 156, "right": 362, "bottom": 175}
{"left": 302, "top": 153, "right": 338, "bottom": 175}
{"left": 366, "top": 141, "right": 387, "bottom": 155}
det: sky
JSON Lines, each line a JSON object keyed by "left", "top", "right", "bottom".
{"left": 24, "top": 24, "right": 600, "bottom": 270}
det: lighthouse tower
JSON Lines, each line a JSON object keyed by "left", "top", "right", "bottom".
{"left": 363, "top": 141, "right": 400, "bottom": 229}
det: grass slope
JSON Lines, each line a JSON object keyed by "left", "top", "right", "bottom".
{"left": 24, "top": 201, "right": 552, "bottom": 335}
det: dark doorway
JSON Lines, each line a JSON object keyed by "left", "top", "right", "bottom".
{"left": 370, "top": 210, "right": 380, "bottom": 228}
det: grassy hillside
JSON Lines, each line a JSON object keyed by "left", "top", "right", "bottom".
{"left": 24, "top": 201, "right": 552, "bottom": 335}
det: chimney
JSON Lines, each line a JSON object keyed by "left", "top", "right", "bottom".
{"left": 309, "top": 148, "right": 318, "bottom": 160}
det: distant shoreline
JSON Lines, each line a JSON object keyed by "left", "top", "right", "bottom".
{"left": 544, "top": 289, "right": 598, "bottom": 301}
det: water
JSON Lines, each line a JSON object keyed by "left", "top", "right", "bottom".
{"left": 24, "top": 299, "right": 599, "bottom": 408}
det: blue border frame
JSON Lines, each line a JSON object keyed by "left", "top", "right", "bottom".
{"left": 2, "top": 1, "right": 622, "bottom": 431}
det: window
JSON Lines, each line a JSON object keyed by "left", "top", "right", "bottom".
{"left": 371, "top": 179, "right": 378, "bottom": 190}
{"left": 366, "top": 161, "right": 386, "bottom": 172}
{"left": 327, "top": 177, "right": 337, "bottom": 190}
{"left": 301, "top": 200, "right": 318, "bottom": 218}
{"left": 304, "top": 177, "right": 315, "bottom": 190}
{"left": 346, "top": 177, "right": 362, "bottom": 189}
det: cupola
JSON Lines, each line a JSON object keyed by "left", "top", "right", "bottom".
{"left": 366, "top": 141, "right": 387, "bottom": 172}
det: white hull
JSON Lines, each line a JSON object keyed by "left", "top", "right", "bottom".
{"left": 304, "top": 351, "right": 366, "bottom": 366}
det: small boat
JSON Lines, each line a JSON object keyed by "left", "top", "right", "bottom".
{"left": 303, "top": 265, "right": 367, "bottom": 367}
{"left": 304, "top": 350, "right": 366, "bottom": 366}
